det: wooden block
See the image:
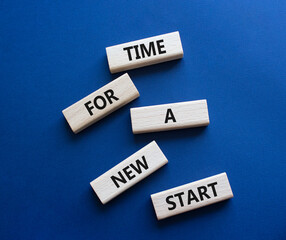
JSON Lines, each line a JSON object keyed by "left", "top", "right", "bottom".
{"left": 151, "top": 173, "right": 233, "bottom": 220}
{"left": 62, "top": 73, "right": 139, "bottom": 133}
{"left": 106, "top": 31, "right": 183, "bottom": 73}
{"left": 130, "top": 99, "right": 209, "bottom": 134}
{"left": 90, "top": 141, "right": 168, "bottom": 204}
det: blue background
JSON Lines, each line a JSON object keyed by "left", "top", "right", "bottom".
{"left": 1, "top": 1, "right": 286, "bottom": 239}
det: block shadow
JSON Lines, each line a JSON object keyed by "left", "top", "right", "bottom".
{"left": 109, "top": 58, "right": 184, "bottom": 81}
{"left": 133, "top": 126, "right": 209, "bottom": 145}
{"left": 153, "top": 199, "right": 233, "bottom": 228}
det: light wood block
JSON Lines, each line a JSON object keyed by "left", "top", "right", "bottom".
{"left": 151, "top": 173, "right": 233, "bottom": 220}
{"left": 106, "top": 31, "right": 183, "bottom": 73}
{"left": 130, "top": 99, "right": 209, "bottom": 134}
{"left": 90, "top": 141, "right": 168, "bottom": 204}
{"left": 62, "top": 73, "right": 139, "bottom": 133}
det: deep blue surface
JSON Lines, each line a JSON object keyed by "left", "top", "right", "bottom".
{"left": 1, "top": 1, "right": 286, "bottom": 239}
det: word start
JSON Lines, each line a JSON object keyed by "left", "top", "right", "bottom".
{"left": 166, "top": 182, "right": 218, "bottom": 210}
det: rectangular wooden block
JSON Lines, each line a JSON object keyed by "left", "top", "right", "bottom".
{"left": 106, "top": 31, "right": 183, "bottom": 73}
{"left": 151, "top": 173, "right": 233, "bottom": 220}
{"left": 130, "top": 99, "right": 209, "bottom": 134}
{"left": 90, "top": 141, "right": 168, "bottom": 204}
{"left": 62, "top": 73, "right": 139, "bottom": 133}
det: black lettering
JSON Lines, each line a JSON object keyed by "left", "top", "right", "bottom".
{"left": 174, "top": 192, "right": 185, "bottom": 207}
{"left": 104, "top": 89, "right": 119, "bottom": 104}
{"left": 133, "top": 45, "right": 141, "bottom": 59}
{"left": 123, "top": 46, "right": 133, "bottom": 61}
{"left": 122, "top": 166, "right": 135, "bottom": 180}
{"left": 157, "top": 39, "right": 166, "bottom": 54}
{"left": 130, "top": 156, "right": 149, "bottom": 174}
{"left": 93, "top": 95, "right": 106, "bottom": 110}
{"left": 84, "top": 101, "right": 94, "bottom": 116}
{"left": 207, "top": 182, "right": 218, "bottom": 197}
{"left": 111, "top": 172, "right": 127, "bottom": 188}
{"left": 188, "top": 189, "right": 199, "bottom": 205}
{"left": 140, "top": 42, "right": 156, "bottom": 58}
{"left": 166, "top": 195, "right": 176, "bottom": 210}
{"left": 165, "top": 108, "right": 176, "bottom": 123}
{"left": 197, "top": 186, "right": 211, "bottom": 201}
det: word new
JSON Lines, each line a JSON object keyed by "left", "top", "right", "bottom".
{"left": 90, "top": 141, "right": 168, "bottom": 204}
{"left": 111, "top": 156, "right": 149, "bottom": 188}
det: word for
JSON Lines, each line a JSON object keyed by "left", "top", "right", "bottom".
{"left": 62, "top": 73, "right": 139, "bottom": 133}
{"left": 84, "top": 89, "right": 119, "bottom": 116}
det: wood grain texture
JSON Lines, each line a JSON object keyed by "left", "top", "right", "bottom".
{"left": 151, "top": 173, "right": 233, "bottom": 220}
{"left": 90, "top": 141, "right": 168, "bottom": 204}
{"left": 130, "top": 99, "right": 209, "bottom": 134}
{"left": 62, "top": 73, "right": 139, "bottom": 133}
{"left": 106, "top": 31, "right": 183, "bottom": 73}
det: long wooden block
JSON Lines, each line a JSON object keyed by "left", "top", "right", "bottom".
{"left": 130, "top": 99, "right": 209, "bottom": 134}
{"left": 106, "top": 31, "right": 183, "bottom": 73}
{"left": 90, "top": 141, "right": 168, "bottom": 204}
{"left": 151, "top": 173, "right": 233, "bottom": 220}
{"left": 62, "top": 73, "right": 139, "bottom": 133}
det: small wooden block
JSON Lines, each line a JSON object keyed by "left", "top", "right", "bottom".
{"left": 130, "top": 99, "right": 209, "bottom": 134}
{"left": 62, "top": 73, "right": 139, "bottom": 133}
{"left": 90, "top": 141, "right": 168, "bottom": 204}
{"left": 106, "top": 31, "right": 183, "bottom": 73}
{"left": 151, "top": 173, "right": 233, "bottom": 220}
